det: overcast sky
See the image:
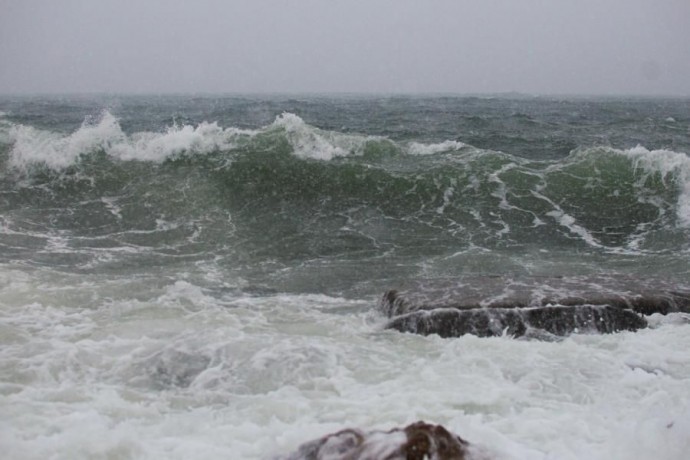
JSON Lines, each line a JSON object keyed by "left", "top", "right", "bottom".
{"left": 1, "top": 0, "right": 689, "bottom": 95}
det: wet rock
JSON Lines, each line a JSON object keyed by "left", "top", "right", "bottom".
{"left": 278, "top": 421, "right": 475, "bottom": 460}
{"left": 386, "top": 304, "right": 647, "bottom": 338}
{"left": 380, "top": 276, "right": 690, "bottom": 338}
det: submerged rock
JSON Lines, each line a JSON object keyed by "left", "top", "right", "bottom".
{"left": 278, "top": 421, "right": 477, "bottom": 460}
{"left": 380, "top": 276, "right": 690, "bottom": 339}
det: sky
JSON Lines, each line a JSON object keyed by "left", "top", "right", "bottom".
{"left": 1, "top": 0, "right": 689, "bottom": 95}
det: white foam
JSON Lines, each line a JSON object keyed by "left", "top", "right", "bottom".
{"left": 408, "top": 140, "right": 465, "bottom": 155}
{"left": 436, "top": 183, "right": 456, "bottom": 214}
{"left": 9, "top": 111, "right": 126, "bottom": 170}
{"left": 111, "top": 121, "right": 249, "bottom": 162}
{"left": 5, "top": 111, "right": 381, "bottom": 169}
{"left": 619, "top": 145, "right": 690, "bottom": 227}
{"left": 546, "top": 208, "right": 603, "bottom": 248}
{"left": 488, "top": 163, "right": 518, "bottom": 211}
{"left": 2, "top": 266, "right": 689, "bottom": 459}
{"left": 101, "top": 197, "right": 122, "bottom": 220}
{"left": 545, "top": 145, "right": 690, "bottom": 233}
{"left": 278, "top": 428, "right": 409, "bottom": 460}
{"left": 6, "top": 111, "right": 257, "bottom": 170}
{"left": 272, "top": 112, "right": 370, "bottom": 161}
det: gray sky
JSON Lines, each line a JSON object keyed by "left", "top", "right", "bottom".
{"left": 1, "top": 0, "right": 689, "bottom": 95}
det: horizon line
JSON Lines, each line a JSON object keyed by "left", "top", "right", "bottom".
{"left": 1, "top": 90, "right": 689, "bottom": 99}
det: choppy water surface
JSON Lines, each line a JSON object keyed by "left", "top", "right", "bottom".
{"left": 0, "top": 95, "right": 689, "bottom": 459}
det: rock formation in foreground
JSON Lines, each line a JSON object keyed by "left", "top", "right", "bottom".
{"left": 277, "top": 421, "right": 482, "bottom": 460}
{"left": 379, "top": 275, "right": 690, "bottom": 339}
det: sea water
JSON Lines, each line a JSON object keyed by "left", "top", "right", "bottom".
{"left": 0, "top": 95, "right": 689, "bottom": 459}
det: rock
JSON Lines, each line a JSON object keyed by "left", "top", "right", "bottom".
{"left": 379, "top": 276, "right": 690, "bottom": 339}
{"left": 386, "top": 304, "right": 647, "bottom": 338}
{"left": 277, "top": 421, "right": 475, "bottom": 460}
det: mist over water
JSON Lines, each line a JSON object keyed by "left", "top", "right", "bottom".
{"left": 1, "top": 95, "right": 689, "bottom": 459}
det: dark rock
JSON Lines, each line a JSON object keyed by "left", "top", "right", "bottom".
{"left": 379, "top": 276, "right": 690, "bottom": 338}
{"left": 379, "top": 276, "right": 690, "bottom": 317}
{"left": 386, "top": 305, "right": 647, "bottom": 338}
{"left": 278, "top": 421, "right": 474, "bottom": 460}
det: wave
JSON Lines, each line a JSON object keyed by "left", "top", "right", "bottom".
{"left": 555, "top": 146, "right": 690, "bottom": 228}
{"left": 2, "top": 111, "right": 393, "bottom": 170}
{"left": 621, "top": 145, "right": 690, "bottom": 227}
{"left": 5, "top": 111, "right": 256, "bottom": 169}
{"left": 2, "top": 111, "right": 690, "bottom": 249}
{"left": 0, "top": 111, "right": 497, "bottom": 172}
{"left": 272, "top": 112, "right": 382, "bottom": 160}
{"left": 407, "top": 140, "right": 466, "bottom": 155}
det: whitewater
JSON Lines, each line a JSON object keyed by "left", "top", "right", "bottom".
{"left": 0, "top": 95, "right": 689, "bottom": 459}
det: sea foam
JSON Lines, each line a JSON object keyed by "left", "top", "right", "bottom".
{"left": 8, "top": 111, "right": 126, "bottom": 170}
{"left": 3, "top": 110, "right": 475, "bottom": 172}
{"left": 271, "top": 112, "right": 378, "bottom": 161}
{"left": 112, "top": 121, "right": 252, "bottom": 162}
{"left": 6, "top": 111, "right": 255, "bottom": 169}
{"left": 408, "top": 140, "right": 466, "bottom": 155}
{"left": 2, "top": 268, "right": 689, "bottom": 459}
{"left": 4, "top": 111, "right": 381, "bottom": 168}
{"left": 621, "top": 145, "right": 690, "bottom": 227}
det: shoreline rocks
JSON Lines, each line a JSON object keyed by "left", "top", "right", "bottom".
{"left": 277, "top": 421, "right": 476, "bottom": 460}
{"left": 379, "top": 276, "right": 690, "bottom": 339}
{"left": 386, "top": 304, "right": 648, "bottom": 338}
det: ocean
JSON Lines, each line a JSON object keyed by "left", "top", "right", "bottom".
{"left": 0, "top": 94, "right": 689, "bottom": 459}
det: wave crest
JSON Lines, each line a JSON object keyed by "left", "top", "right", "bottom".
{"left": 113, "top": 121, "right": 252, "bottom": 162}
{"left": 564, "top": 146, "right": 690, "bottom": 227}
{"left": 271, "top": 112, "right": 381, "bottom": 160}
{"left": 9, "top": 111, "right": 126, "bottom": 170}
{"left": 407, "top": 140, "right": 466, "bottom": 155}
{"left": 4, "top": 111, "right": 390, "bottom": 169}
{"left": 623, "top": 145, "right": 690, "bottom": 227}
{"left": 3, "top": 110, "right": 491, "bottom": 172}
{"left": 6, "top": 111, "right": 257, "bottom": 170}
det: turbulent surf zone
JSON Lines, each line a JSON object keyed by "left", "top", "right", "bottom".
{"left": 0, "top": 95, "right": 689, "bottom": 459}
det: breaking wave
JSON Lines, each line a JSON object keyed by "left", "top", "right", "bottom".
{"left": 2, "top": 111, "right": 394, "bottom": 169}
{"left": 5, "top": 111, "right": 255, "bottom": 168}
{"left": 408, "top": 140, "right": 466, "bottom": 155}
{"left": 1, "top": 110, "right": 689, "bottom": 256}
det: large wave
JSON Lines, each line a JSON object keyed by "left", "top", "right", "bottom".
{"left": 1, "top": 111, "right": 689, "bottom": 255}
{"left": 5, "top": 111, "right": 254, "bottom": 168}
{"left": 1, "top": 110, "right": 475, "bottom": 170}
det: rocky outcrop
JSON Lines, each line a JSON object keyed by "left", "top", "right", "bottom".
{"left": 386, "top": 304, "right": 647, "bottom": 338}
{"left": 277, "top": 421, "right": 476, "bottom": 460}
{"left": 380, "top": 276, "right": 690, "bottom": 339}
